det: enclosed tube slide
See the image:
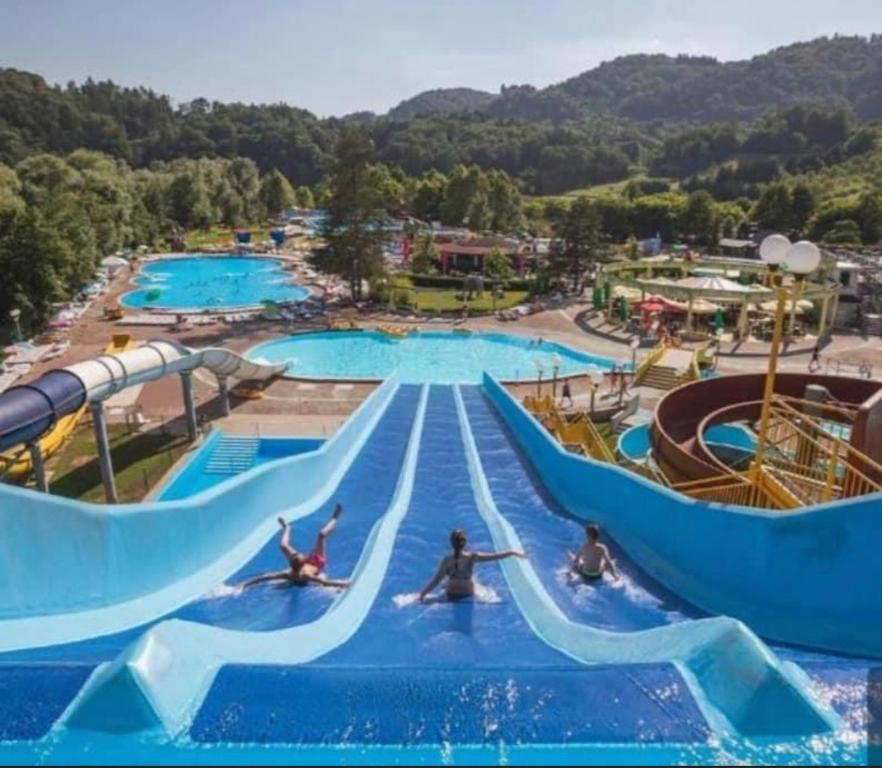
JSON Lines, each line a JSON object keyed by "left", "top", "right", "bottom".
{"left": 0, "top": 340, "right": 286, "bottom": 452}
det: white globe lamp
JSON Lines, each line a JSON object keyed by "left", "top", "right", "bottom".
{"left": 785, "top": 240, "right": 821, "bottom": 277}
{"left": 759, "top": 234, "right": 791, "bottom": 267}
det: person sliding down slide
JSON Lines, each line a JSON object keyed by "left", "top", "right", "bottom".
{"left": 241, "top": 505, "right": 351, "bottom": 590}
{"left": 418, "top": 529, "right": 527, "bottom": 602}
{"left": 569, "top": 523, "right": 618, "bottom": 582}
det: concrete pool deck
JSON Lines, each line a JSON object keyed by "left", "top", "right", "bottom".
{"left": 13, "top": 268, "right": 882, "bottom": 455}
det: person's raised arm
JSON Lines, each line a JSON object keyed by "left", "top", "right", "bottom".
{"left": 473, "top": 550, "right": 527, "bottom": 563}
{"left": 419, "top": 559, "right": 448, "bottom": 602}
{"left": 307, "top": 575, "right": 351, "bottom": 589}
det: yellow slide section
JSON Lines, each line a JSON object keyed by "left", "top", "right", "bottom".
{"left": 0, "top": 335, "right": 133, "bottom": 480}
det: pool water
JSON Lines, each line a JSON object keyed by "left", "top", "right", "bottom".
{"left": 157, "top": 434, "right": 324, "bottom": 501}
{"left": 248, "top": 330, "right": 621, "bottom": 383}
{"left": 121, "top": 256, "right": 310, "bottom": 311}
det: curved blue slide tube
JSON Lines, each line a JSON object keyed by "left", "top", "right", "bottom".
{"left": 0, "top": 370, "right": 86, "bottom": 451}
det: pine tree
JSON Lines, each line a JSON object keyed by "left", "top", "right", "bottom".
{"left": 320, "top": 129, "right": 389, "bottom": 302}
{"left": 549, "top": 196, "right": 606, "bottom": 293}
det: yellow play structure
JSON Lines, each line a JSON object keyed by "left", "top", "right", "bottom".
{"left": 523, "top": 394, "right": 616, "bottom": 463}
{"left": 0, "top": 334, "right": 133, "bottom": 480}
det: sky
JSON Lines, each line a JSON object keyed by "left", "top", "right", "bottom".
{"left": 1, "top": 0, "right": 881, "bottom": 116}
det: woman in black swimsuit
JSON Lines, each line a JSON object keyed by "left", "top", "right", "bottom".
{"left": 418, "top": 529, "right": 527, "bottom": 602}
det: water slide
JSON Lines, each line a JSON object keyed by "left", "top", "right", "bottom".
{"left": 650, "top": 372, "right": 882, "bottom": 483}
{"left": 482, "top": 373, "right": 882, "bottom": 658}
{"left": 0, "top": 378, "right": 426, "bottom": 743}
{"left": 0, "top": 384, "right": 836, "bottom": 756}
{"left": 190, "top": 387, "right": 718, "bottom": 750}
{"left": 0, "top": 335, "right": 133, "bottom": 480}
{"left": 0, "top": 339, "right": 286, "bottom": 454}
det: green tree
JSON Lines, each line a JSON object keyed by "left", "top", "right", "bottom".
{"left": 487, "top": 169, "right": 524, "bottom": 232}
{"left": 857, "top": 190, "right": 882, "bottom": 244}
{"left": 483, "top": 247, "right": 514, "bottom": 284}
{"left": 319, "top": 128, "right": 390, "bottom": 302}
{"left": 821, "top": 219, "right": 862, "bottom": 246}
{"left": 791, "top": 182, "right": 817, "bottom": 234}
{"left": 259, "top": 168, "right": 296, "bottom": 218}
{"left": 167, "top": 166, "right": 213, "bottom": 229}
{"left": 680, "top": 190, "right": 717, "bottom": 244}
{"left": 753, "top": 182, "right": 793, "bottom": 231}
{"left": 410, "top": 233, "right": 437, "bottom": 274}
{"left": 411, "top": 170, "right": 447, "bottom": 221}
{"left": 296, "top": 185, "right": 315, "bottom": 208}
{"left": 549, "top": 196, "right": 605, "bottom": 292}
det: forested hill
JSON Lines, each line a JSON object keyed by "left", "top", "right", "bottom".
{"left": 1, "top": 34, "right": 882, "bottom": 196}
{"left": 387, "top": 87, "right": 495, "bottom": 121}
{"left": 485, "top": 36, "right": 882, "bottom": 122}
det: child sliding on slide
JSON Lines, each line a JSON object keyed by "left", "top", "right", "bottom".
{"left": 570, "top": 523, "right": 618, "bottom": 581}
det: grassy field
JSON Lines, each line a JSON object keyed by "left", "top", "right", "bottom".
{"left": 387, "top": 275, "right": 527, "bottom": 313}
{"left": 184, "top": 224, "right": 270, "bottom": 250}
{"left": 413, "top": 289, "right": 528, "bottom": 313}
{"left": 525, "top": 175, "right": 678, "bottom": 207}
{"left": 49, "top": 422, "right": 191, "bottom": 503}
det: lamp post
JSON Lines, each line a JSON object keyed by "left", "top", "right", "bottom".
{"left": 534, "top": 359, "right": 545, "bottom": 398}
{"left": 8, "top": 308, "right": 22, "bottom": 342}
{"left": 587, "top": 366, "right": 604, "bottom": 416}
{"left": 629, "top": 337, "right": 639, "bottom": 377}
{"left": 551, "top": 353, "right": 562, "bottom": 399}
{"left": 752, "top": 236, "right": 821, "bottom": 481}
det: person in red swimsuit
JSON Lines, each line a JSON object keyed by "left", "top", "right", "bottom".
{"left": 241, "top": 504, "right": 350, "bottom": 590}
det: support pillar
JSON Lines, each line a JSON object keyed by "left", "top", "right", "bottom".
{"left": 28, "top": 442, "right": 48, "bottom": 493}
{"left": 737, "top": 300, "right": 749, "bottom": 340}
{"left": 829, "top": 294, "right": 839, "bottom": 333}
{"left": 217, "top": 375, "right": 231, "bottom": 418}
{"left": 817, "top": 295, "right": 830, "bottom": 338}
{"left": 180, "top": 371, "right": 198, "bottom": 442}
{"left": 787, "top": 298, "right": 799, "bottom": 336}
{"left": 91, "top": 400, "right": 117, "bottom": 503}
{"left": 686, "top": 294, "right": 694, "bottom": 332}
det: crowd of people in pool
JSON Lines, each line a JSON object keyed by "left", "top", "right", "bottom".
{"left": 240, "top": 504, "right": 618, "bottom": 599}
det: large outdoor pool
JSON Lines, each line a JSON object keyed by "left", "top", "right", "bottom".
{"left": 121, "top": 256, "right": 310, "bottom": 311}
{"left": 247, "top": 330, "right": 622, "bottom": 383}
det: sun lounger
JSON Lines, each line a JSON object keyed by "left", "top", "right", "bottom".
{"left": 117, "top": 314, "right": 176, "bottom": 327}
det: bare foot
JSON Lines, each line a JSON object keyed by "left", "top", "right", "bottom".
{"left": 277, "top": 516, "right": 287, "bottom": 528}
{"left": 332, "top": 504, "right": 343, "bottom": 519}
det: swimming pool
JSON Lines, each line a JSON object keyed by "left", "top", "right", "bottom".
{"left": 248, "top": 330, "right": 622, "bottom": 383}
{"left": 121, "top": 256, "right": 310, "bottom": 311}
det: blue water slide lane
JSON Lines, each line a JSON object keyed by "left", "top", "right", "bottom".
{"left": 461, "top": 385, "right": 700, "bottom": 632}
{"left": 455, "top": 385, "right": 835, "bottom": 738}
{"left": 0, "top": 369, "right": 86, "bottom": 451}
{"left": 0, "top": 375, "right": 400, "bottom": 649}
{"left": 192, "top": 386, "right": 711, "bottom": 748}
{"left": 57, "top": 385, "right": 428, "bottom": 737}
{"left": 3, "top": 384, "right": 421, "bottom": 667}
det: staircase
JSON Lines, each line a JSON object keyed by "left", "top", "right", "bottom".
{"left": 639, "top": 364, "right": 686, "bottom": 391}
{"left": 204, "top": 436, "right": 260, "bottom": 475}
{"left": 862, "top": 312, "right": 882, "bottom": 336}
{"left": 634, "top": 346, "right": 695, "bottom": 392}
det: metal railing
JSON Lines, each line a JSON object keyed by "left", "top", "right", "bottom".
{"left": 757, "top": 395, "right": 882, "bottom": 504}
{"left": 632, "top": 342, "right": 668, "bottom": 386}
{"left": 671, "top": 470, "right": 798, "bottom": 509}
